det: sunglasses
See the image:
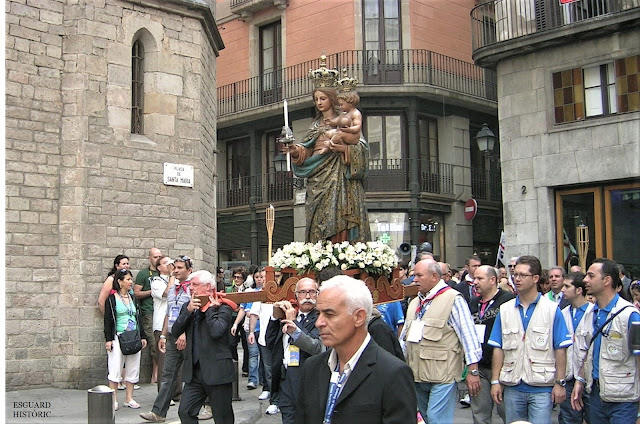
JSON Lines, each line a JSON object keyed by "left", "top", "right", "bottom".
{"left": 175, "top": 255, "right": 192, "bottom": 269}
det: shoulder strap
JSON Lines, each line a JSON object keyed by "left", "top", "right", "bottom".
{"left": 589, "top": 305, "right": 633, "bottom": 347}
{"left": 110, "top": 296, "right": 117, "bottom": 338}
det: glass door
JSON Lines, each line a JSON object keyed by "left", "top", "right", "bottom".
{"left": 555, "top": 187, "right": 603, "bottom": 270}
{"left": 605, "top": 182, "right": 640, "bottom": 274}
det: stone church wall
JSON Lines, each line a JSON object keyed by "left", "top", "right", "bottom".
{"left": 5, "top": 0, "right": 222, "bottom": 389}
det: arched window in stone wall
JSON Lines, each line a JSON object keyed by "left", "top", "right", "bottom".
{"left": 131, "top": 39, "right": 145, "bottom": 134}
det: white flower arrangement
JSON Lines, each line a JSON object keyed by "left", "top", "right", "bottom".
{"left": 271, "top": 240, "right": 398, "bottom": 275}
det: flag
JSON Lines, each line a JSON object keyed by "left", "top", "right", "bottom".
{"left": 495, "top": 230, "right": 506, "bottom": 267}
{"left": 563, "top": 228, "right": 577, "bottom": 266}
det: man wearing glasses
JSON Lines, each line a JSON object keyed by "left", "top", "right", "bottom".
{"left": 140, "top": 256, "right": 193, "bottom": 423}
{"left": 489, "top": 255, "right": 572, "bottom": 424}
{"left": 215, "top": 267, "right": 226, "bottom": 292}
{"left": 507, "top": 257, "right": 519, "bottom": 292}
{"left": 266, "top": 278, "right": 323, "bottom": 423}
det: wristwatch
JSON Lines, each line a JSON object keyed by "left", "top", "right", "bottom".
{"left": 469, "top": 369, "right": 479, "bottom": 376}
{"left": 555, "top": 379, "right": 566, "bottom": 387}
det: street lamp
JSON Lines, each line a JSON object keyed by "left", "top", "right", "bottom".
{"left": 474, "top": 123, "right": 496, "bottom": 154}
{"left": 273, "top": 151, "right": 288, "bottom": 172}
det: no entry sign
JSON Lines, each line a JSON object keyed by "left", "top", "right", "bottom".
{"left": 464, "top": 198, "right": 478, "bottom": 220}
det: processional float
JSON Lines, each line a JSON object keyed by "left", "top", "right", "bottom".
{"left": 223, "top": 55, "right": 418, "bottom": 306}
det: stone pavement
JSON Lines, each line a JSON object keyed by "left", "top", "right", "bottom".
{"left": 5, "top": 350, "right": 559, "bottom": 424}
{"left": 5, "top": 378, "right": 264, "bottom": 424}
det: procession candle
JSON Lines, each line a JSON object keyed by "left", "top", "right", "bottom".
{"left": 286, "top": 150, "right": 291, "bottom": 172}
{"left": 284, "top": 99, "right": 289, "bottom": 129}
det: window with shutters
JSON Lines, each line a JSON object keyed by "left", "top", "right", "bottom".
{"left": 552, "top": 55, "right": 639, "bottom": 124}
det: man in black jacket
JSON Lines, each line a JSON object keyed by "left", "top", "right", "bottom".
{"left": 266, "top": 277, "right": 323, "bottom": 423}
{"left": 295, "top": 276, "right": 416, "bottom": 424}
{"left": 469, "top": 265, "right": 514, "bottom": 424}
{"left": 171, "top": 270, "right": 235, "bottom": 424}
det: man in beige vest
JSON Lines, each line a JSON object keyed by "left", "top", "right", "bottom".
{"left": 570, "top": 258, "right": 640, "bottom": 424}
{"left": 404, "top": 259, "right": 482, "bottom": 423}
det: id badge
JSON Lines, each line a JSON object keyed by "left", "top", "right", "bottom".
{"left": 125, "top": 319, "right": 136, "bottom": 331}
{"left": 168, "top": 305, "right": 181, "bottom": 325}
{"left": 407, "top": 321, "right": 424, "bottom": 343}
{"left": 475, "top": 324, "right": 486, "bottom": 341}
{"left": 288, "top": 345, "right": 300, "bottom": 367}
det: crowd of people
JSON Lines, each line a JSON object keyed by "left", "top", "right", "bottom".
{"left": 99, "top": 247, "right": 640, "bottom": 424}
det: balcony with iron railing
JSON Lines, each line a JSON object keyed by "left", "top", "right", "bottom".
{"left": 217, "top": 159, "right": 456, "bottom": 210}
{"left": 471, "top": 166, "right": 502, "bottom": 202}
{"left": 471, "top": 0, "right": 640, "bottom": 67}
{"left": 217, "top": 49, "right": 497, "bottom": 118}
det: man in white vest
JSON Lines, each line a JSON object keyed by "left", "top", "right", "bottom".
{"left": 570, "top": 258, "right": 640, "bottom": 424}
{"left": 488, "top": 255, "right": 572, "bottom": 424}
{"left": 558, "top": 271, "right": 594, "bottom": 424}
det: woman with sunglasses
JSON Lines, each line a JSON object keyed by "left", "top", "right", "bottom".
{"left": 104, "top": 269, "right": 148, "bottom": 411}
{"left": 98, "top": 255, "right": 131, "bottom": 315}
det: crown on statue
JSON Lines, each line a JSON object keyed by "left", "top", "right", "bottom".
{"left": 308, "top": 54, "right": 340, "bottom": 88}
{"left": 336, "top": 68, "right": 358, "bottom": 92}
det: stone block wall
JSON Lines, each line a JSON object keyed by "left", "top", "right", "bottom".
{"left": 496, "top": 30, "right": 640, "bottom": 266}
{"left": 6, "top": 0, "right": 222, "bottom": 389}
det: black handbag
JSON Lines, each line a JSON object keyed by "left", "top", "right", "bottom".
{"left": 109, "top": 296, "right": 143, "bottom": 355}
{"left": 118, "top": 329, "right": 142, "bottom": 355}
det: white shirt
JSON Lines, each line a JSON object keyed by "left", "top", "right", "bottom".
{"left": 327, "top": 333, "right": 372, "bottom": 382}
{"left": 250, "top": 301, "right": 274, "bottom": 347}
{"left": 150, "top": 275, "right": 169, "bottom": 332}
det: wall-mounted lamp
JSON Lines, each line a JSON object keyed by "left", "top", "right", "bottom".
{"left": 474, "top": 123, "right": 497, "bottom": 154}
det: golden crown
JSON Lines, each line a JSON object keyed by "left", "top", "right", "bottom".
{"left": 308, "top": 54, "right": 340, "bottom": 88}
{"left": 336, "top": 68, "right": 358, "bottom": 92}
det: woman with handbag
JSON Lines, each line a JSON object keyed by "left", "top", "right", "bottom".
{"left": 104, "top": 269, "right": 148, "bottom": 410}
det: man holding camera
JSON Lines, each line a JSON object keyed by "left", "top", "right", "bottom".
{"left": 172, "top": 270, "right": 235, "bottom": 424}
{"left": 266, "top": 277, "right": 323, "bottom": 423}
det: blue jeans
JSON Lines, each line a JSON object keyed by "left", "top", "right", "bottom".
{"left": 589, "top": 380, "right": 639, "bottom": 424}
{"left": 503, "top": 386, "right": 552, "bottom": 424}
{"left": 414, "top": 381, "right": 457, "bottom": 424}
{"left": 559, "top": 378, "right": 590, "bottom": 424}
{"left": 259, "top": 343, "right": 273, "bottom": 392}
{"left": 246, "top": 332, "right": 260, "bottom": 386}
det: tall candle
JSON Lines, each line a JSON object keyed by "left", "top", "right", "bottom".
{"left": 284, "top": 99, "right": 289, "bottom": 128}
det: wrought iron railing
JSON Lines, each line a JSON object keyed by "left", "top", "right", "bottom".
{"left": 218, "top": 159, "right": 455, "bottom": 209}
{"left": 471, "top": 0, "right": 639, "bottom": 52}
{"left": 217, "top": 171, "right": 294, "bottom": 209}
{"left": 471, "top": 167, "right": 502, "bottom": 201}
{"left": 217, "top": 49, "right": 497, "bottom": 117}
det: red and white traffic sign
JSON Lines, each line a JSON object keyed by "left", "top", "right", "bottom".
{"left": 464, "top": 198, "right": 478, "bottom": 220}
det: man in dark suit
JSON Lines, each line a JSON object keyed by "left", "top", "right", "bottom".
{"left": 267, "top": 277, "right": 323, "bottom": 423}
{"left": 295, "top": 276, "right": 416, "bottom": 424}
{"left": 171, "top": 270, "right": 235, "bottom": 424}
{"left": 547, "top": 266, "right": 571, "bottom": 310}
{"left": 454, "top": 255, "right": 482, "bottom": 305}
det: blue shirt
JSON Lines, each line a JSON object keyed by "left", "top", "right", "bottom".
{"left": 592, "top": 294, "right": 640, "bottom": 379}
{"left": 376, "top": 301, "right": 404, "bottom": 331}
{"left": 568, "top": 303, "right": 590, "bottom": 333}
{"left": 488, "top": 293, "right": 572, "bottom": 393}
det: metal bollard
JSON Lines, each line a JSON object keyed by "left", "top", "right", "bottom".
{"left": 232, "top": 359, "right": 241, "bottom": 401}
{"left": 87, "top": 385, "right": 115, "bottom": 424}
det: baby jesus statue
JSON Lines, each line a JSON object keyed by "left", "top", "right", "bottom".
{"left": 313, "top": 70, "right": 362, "bottom": 156}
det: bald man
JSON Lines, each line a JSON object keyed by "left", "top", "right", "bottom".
{"left": 135, "top": 247, "right": 163, "bottom": 382}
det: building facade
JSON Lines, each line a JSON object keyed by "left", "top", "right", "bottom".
{"left": 471, "top": 0, "right": 639, "bottom": 274}
{"left": 5, "top": 0, "right": 223, "bottom": 389}
{"left": 214, "top": 0, "right": 502, "bottom": 271}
